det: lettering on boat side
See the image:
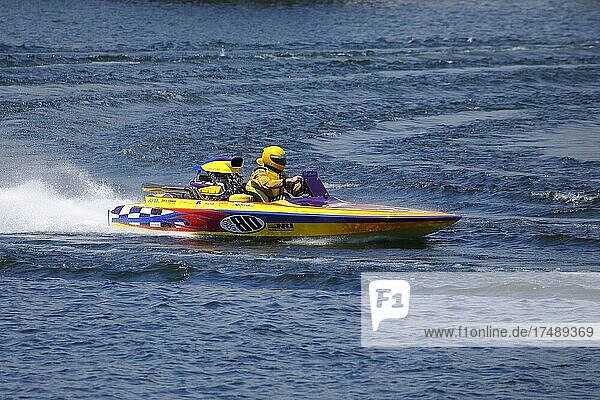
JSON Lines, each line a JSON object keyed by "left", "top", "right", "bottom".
{"left": 220, "top": 215, "right": 266, "bottom": 234}
{"left": 267, "top": 223, "right": 294, "bottom": 231}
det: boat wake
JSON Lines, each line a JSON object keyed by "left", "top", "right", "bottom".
{"left": 0, "top": 167, "right": 131, "bottom": 234}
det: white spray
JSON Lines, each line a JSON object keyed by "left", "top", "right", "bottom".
{"left": 0, "top": 164, "right": 132, "bottom": 234}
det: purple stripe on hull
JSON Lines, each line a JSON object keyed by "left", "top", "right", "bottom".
{"left": 212, "top": 210, "right": 461, "bottom": 225}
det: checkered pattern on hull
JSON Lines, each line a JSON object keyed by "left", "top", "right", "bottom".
{"left": 110, "top": 205, "right": 189, "bottom": 228}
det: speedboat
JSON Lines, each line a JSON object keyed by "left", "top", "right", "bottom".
{"left": 109, "top": 157, "right": 460, "bottom": 238}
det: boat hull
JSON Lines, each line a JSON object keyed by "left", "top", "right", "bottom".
{"left": 109, "top": 197, "right": 460, "bottom": 239}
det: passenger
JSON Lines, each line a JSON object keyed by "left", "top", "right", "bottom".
{"left": 245, "top": 146, "right": 303, "bottom": 202}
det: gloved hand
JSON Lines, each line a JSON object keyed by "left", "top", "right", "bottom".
{"left": 292, "top": 181, "right": 303, "bottom": 195}
{"left": 287, "top": 175, "right": 302, "bottom": 184}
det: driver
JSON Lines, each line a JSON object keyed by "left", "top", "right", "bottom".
{"left": 245, "top": 146, "right": 303, "bottom": 202}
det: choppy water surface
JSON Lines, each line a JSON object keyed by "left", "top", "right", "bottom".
{"left": 1, "top": 0, "right": 599, "bottom": 398}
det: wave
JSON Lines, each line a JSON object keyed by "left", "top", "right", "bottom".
{"left": 323, "top": 182, "right": 360, "bottom": 189}
{"left": 531, "top": 190, "right": 599, "bottom": 205}
{"left": 0, "top": 164, "right": 131, "bottom": 234}
{"left": 2, "top": 38, "right": 595, "bottom": 70}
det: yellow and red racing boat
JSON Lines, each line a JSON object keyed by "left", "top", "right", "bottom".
{"left": 109, "top": 157, "right": 460, "bottom": 239}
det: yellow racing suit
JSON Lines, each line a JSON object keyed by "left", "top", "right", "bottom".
{"left": 245, "top": 166, "right": 300, "bottom": 202}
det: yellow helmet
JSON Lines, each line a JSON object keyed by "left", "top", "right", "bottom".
{"left": 257, "top": 145, "right": 287, "bottom": 171}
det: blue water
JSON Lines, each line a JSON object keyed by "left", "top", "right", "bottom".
{"left": 1, "top": 0, "right": 599, "bottom": 398}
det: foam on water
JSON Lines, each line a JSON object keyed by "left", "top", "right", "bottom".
{"left": 323, "top": 182, "right": 360, "bottom": 189}
{"left": 0, "top": 167, "right": 131, "bottom": 234}
{"left": 531, "top": 190, "right": 599, "bottom": 205}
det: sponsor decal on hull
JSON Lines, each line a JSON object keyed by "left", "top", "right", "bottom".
{"left": 267, "top": 223, "right": 295, "bottom": 232}
{"left": 220, "top": 215, "right": 266, "bottom": 234}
